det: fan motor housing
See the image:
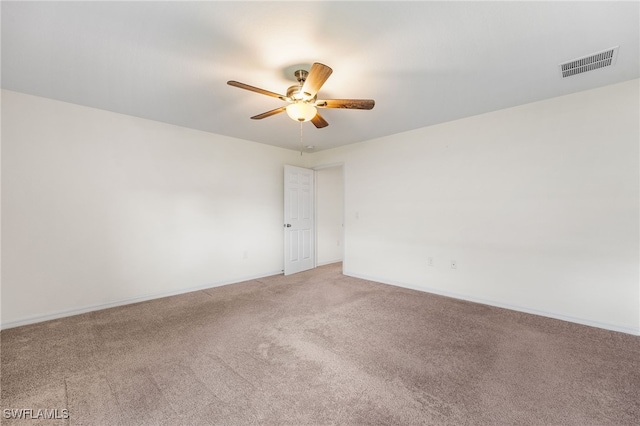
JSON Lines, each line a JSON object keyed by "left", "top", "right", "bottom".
{"left": 287, "top": 85, "right": 316, "bottom": 102}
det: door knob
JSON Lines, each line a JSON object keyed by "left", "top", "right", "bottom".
{"left": 285, "top": 224, "right": 292, "bottom": 227}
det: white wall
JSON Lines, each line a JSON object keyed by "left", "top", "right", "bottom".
{"left": 311, "top": 79, "right": 640, "bottom": 335}
{"left": 3, "top": 80, "right": 639, "bottom": 335}
{"left": 1, "top": 90, "right": 304, "bottom": 327}
{"left": 316, "top": 166, "right": 344, "bottom": 265}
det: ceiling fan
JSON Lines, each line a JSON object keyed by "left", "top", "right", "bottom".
{"left": 227, "top": 63, "right": 375, "bottom": 128}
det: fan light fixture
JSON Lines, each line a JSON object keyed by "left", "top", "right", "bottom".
{"left": 286, "top": 102, "right": 317, "bottom": 122}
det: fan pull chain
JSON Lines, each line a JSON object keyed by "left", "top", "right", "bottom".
{"left": 300, "top": 122, "right": 304, "bottom": 156}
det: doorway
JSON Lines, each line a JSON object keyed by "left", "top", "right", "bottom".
{"left": 315, "top": 165, "right": 344, "bottom": 268}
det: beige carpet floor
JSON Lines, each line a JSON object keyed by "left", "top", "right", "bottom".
{"left": 1, "top": 263, "right": 639, "bottom": 425}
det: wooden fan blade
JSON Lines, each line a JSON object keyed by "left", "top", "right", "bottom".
{"left": 227, "top": 81, "right": 286, "bottom": 100}
{"left": 311, "top": 112, "right": 329, "bottom": 129}
{"left": 301, "top": 63, "right": 333, "bottom": 98}
{"left": 316, "top": 99, "right": 375, "bottom": 110}
{"left": 251, "top": 107, "right": 287, "bottom": 120}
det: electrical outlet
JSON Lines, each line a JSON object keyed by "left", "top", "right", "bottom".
{"left": 451, "top": 260, "right": 457, "bottom": 269}
{"left": 428, "top": 257, "right": 434, "bottom": 267}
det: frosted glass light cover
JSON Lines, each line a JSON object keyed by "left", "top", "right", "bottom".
{"left": 286, "top": 102, "right": 317, "bottom": 122}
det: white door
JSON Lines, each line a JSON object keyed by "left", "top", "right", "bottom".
{"left": 284, "top": 165, "right": 315, "bottom": 275}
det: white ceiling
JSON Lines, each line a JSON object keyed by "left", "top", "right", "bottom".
{"left": 2, "top": 1, "right": 639, "bottom": 152}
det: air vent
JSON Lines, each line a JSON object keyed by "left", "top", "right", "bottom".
{"left": 559, "top": 46, "right": 619, "bottom": 78}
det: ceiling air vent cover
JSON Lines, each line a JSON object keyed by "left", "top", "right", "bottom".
{"left": 559, "top": 46, "right": 619, "bottom": 78}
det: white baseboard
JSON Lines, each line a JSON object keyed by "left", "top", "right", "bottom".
{"left": 344, "top": 271, "right": 640, "bottom": 336}
{"left": 5, "top": 269, "right": 638, "bottom": 337}
{"left": 317, "top": 259, "right": 343, "bottom": 267}
{"left": 0, "top": 270, "right": 283, "bottom": 330}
